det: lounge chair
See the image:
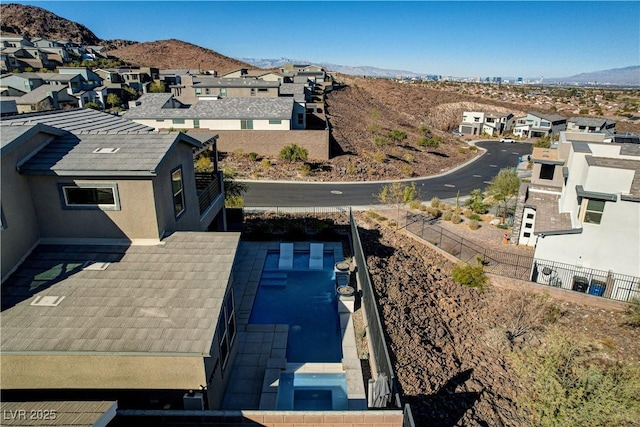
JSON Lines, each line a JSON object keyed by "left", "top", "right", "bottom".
{"left": 309, "top": 243, "right": 324, "bottom": 270}
{"left": 279, "top": 243, "right": 294, "bottom": 269}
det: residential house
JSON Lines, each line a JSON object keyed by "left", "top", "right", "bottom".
{"left": 221, "top": 68, "right": 283, "bottom": 82}
{"left": 192, "top": 77, "right": 281, "bottom": 100}
{"left": 511, "top": 132, "right": 640, "bottom": 301}
{"left": 1, "top": 109, "right": 236, "bottom": 410}
{"left": 567, "top": 116, "right": 616, "bottom": 141}
{"left": 58, "top": 67, "right": 103, "bottom": 91}
{"left": 0, "top": 72, "right": 45, "bottom": 93}
{"left": 117, "top": 67, "right": 159, "bottom": 93}
{"left": 512, "top": 112, "right": 567, "bottom": 138}
{"left": 458, "top": 111, "right": 515, "bottom": 136}
{"left": 12, "top": 84, "right": 63, "bottom": 112}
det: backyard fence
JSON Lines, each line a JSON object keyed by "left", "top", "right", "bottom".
{"left": 349, "top": 210, "right": 403, "bottom": 410}
{"left": 403, "top": 211, "right": 534, "bottom": 280}
{"left": 243, "top": 206, "right": 351, "bottom": 217}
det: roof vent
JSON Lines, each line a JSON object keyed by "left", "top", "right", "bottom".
{"left": 93, "top": 148, "right": 120, "bottom": 154}
{"left": 31, "top": 295, "right": 65, "bottom": 307}
{"left": 83, "top": 261, "right": 110, "bottom": 271}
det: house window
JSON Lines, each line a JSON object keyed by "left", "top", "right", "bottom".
{"left": 241, "top": 120, "right": 253, "bottom": 130}
{"left": 220, "top": 88, "right": 227, "bottom": 98}
{"left": 217, "top": 289, "right": 236, "bottom": 370}
{"left": 250, "top": 88, "right": 256, "bottom": 96}
{"left": 540, "top": 164, "right": 555, "bottom": 180}
{"left": 474, "top": 117, "right": 480, "bottom": 122}
{"left": 269, "top": 119, "right": 281, "bottom": 125}
{"left": 582, "top": 199, "right": 605, "bottom": 225}
{"left": 297, "top": 113, "right": 304, "bottom": 125}
{"left": 193, "top": 119, "right": 200, "bottom": 128}
{"left": 523, "top": 232, "right": 531, "bottom": 238}
{"left": 195, "top": 88, "right": 201, "bottom": 95}
{"left": 526, "top": 213, "right": 534, "bottom": 219}
{"left": 171, "top": 167, "right": 185, "bottom": 218}
{"left": 61, "top": 183, "right": 120, "bottom": 210}
{"left": 524, "top": 223, "right": 532, "bottom": 229}
{"left": 205, "top": 88, "right": 210, "bottom": 94}
{"left": 258, "top": 88, "right": 268, "bottom": 92}
{"left": 172, "top": 119, "right": 185, "bottom": 125}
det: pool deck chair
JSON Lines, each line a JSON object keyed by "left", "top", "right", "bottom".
{"left": 279, "top": 243, "right": 294, "bottom": 270}
{"left": 309, "top": 243, "right": 324, "bottom": 270}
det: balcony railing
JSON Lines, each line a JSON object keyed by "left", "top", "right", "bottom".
{"left": 195, "top": 171, "right": 222, "bottom": 215}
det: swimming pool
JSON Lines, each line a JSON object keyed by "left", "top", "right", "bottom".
{"left": 276, "top": 372, "right": 348, "bottom": 410}
{"left": 249, "top": 251, "right": 342, "bottom": 363}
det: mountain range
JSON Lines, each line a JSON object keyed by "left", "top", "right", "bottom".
{"left": 1, "top": 3, "right": 638, "bottom": 85}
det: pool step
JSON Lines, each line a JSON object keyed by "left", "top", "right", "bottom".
{"left": 261, "top": 272, "right": 288, "bottom": 287}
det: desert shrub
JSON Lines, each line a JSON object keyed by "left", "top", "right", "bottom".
{"left": 279, "top": 144, "right": 308, "bottom": 162}
{"left": 387, "top": 129, "right": 408, "bottom": 142}
{"left": 442, "top": 210, "right": 453, "bottom": 221}
{"left": 418, "top": 125, "right": 430, "bottom": 135}
{"left": 373, "top": 151, "right": 386, "bottom": 163}
{"left": 425, "top": 206, "right": 441, "bottom": 218}
{"left": 367, "top": 211, "right": 380, "bottom": 219}
{"left": 627, "top": 297, "right": 640, "bottom": 327}
{"left": 346, "top": 160, "right": 358, "bottom": 175}
{"left": 458, "top": 147, "right": 467, "bottom": 154}
{"left": 368, "top": 123, "right": 381, "bottom": 134}
{"left": 408, "top": 200, "right": 423, "bottom": 210}
{"left": 403, "top": 153, "right": 414, "bottom": 163}
{"left": 299, "top": 163, "right": 311, "bottom": 176}
{"left": 512, "top": 327, "right": 640, "bottom": 427}
{"left": 469, "top": 145, "right": 478, "bottom": 151}
{"left": 225, "top": 195, "right": 244, "bottom": 208}
{"left": 451, "top": 263, "right": 487, "bottom": 290}
{"left": 400, "top": 164, "right": 414, "bottom": 177}
{"left": 378, "top": 215, "right": 388, "bottom": 221}
{"left": 248, "top": 152, "right": 258, "bottom": 161}
{"left": 388, "top": 221, "right": 397, "bottom": 228}
{"left": 373, "top": 136, "right": 389, "bottom": 147}
{"left": 468, "top": 213, "right": 482, "bottom": 221}
{"left": 261, "top": 158, "right": 272, "bottom": 169}
{"left": 430, "top": 196, "right": 442, "bottom": 209}
{"left": 463, "top": 208, "right": 473, "bottom": 218}
{"left": 468, "top": 219, "right": 480, "bottom": 230}
{"left": 451, "top": 215, "right": 463, "bottom": 224}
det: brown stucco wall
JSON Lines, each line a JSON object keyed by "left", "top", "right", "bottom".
{"left": 240, "top": 411, "right": 404, "bottom": 426}
{"left": 0, "top": 354, "right": 206, "bottom": 390}
{"left": 213, "top": 130, "right": 330, "bottom": 160}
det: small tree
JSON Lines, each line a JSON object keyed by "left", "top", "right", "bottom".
{"left": 465, "top": 188, "right": 487, "bottom": 214}
{"left": 533, "top": 136, "right": 551, "bottom": 148}
{"left": 149, "top": 80, "right": 166, "bottom": 93}
{"left": 223, "top": 167, "right": 248, "bottom": 207}
{"left": 375, "top": 182, "right": 417, "bottom": 228}
{"left": 417, "top": 136, "right": 440, "bottom": 151}
{"left": 84, "top": 101, "right": 101, "bottom": 110}
{"left": 279, "top": 144, "right": 308, "bottom": 162}
{"left": 486, "top": 168, "right": 520, "bottom": 223}
{"left": 106, "top": 93, "right": 121, "bottom": 109}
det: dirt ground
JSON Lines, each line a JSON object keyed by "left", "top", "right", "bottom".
{"left": 351, "top": 210, "right": 639, "bottom": 427}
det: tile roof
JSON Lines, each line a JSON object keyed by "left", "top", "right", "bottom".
{"left": 525, "top": 188, "right": 573, "bottom": 234}
{"left": 17, "top": 131, "right": 200, "bottom": 176}
{"left": 0, "top": 232, "right": 240, "bottom": 355}
{"left": 124, "top": 95, "right": 294, "bottom": 120}
{"left": 568, "top": 116, "right": 615, "bottom": 127}
{"left": 192, "top": 77, "right": 279, "bottom": 88}
{"left": 0, "top": 108, "right": 155, "bottom": 133}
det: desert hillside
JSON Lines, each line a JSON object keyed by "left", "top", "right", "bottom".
{"left": 105, "top": 39, "right": 253, "bottom": 74}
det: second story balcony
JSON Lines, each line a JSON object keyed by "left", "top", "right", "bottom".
{"left": 196, "top": 171, "right": 224, "bottom": 217}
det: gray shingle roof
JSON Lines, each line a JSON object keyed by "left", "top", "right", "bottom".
{"left": 0, "top": 108, "right": 155, "bottom": 133}
{"left": 15, "top": 84, "right": 64, "bottom": 104}
{"left": 124, "top": 95, "right": 294, "bottom": 120}
{"left": 18, "top": 131, "right": 200, "bottom": 176}
{"left": 529, "top": 112, "right": 567, "bottom": 122}
{"left": 0, "top": 232, "right": 240, "bottom": 355}
{"left": 568, "top": 116, "right": 615, "bottom": 128}
{"left": 192, "top": 77, "right": 279, "bottom": 88}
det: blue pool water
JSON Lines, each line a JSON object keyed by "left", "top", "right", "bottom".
{"left": 276, "top": 372, "right": 348, "bottom": 410}
{"left": 249, "top": 251, "right": 342, "bottom": 363}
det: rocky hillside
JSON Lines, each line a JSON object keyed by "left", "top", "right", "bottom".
{"left": 0, "top": 3, "right": 101, "bottom": 45}
{"left": 105, "top": 39, "right": 252, "bottom": 74}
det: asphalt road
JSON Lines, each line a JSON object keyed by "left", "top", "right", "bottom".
{"left": 242, "top": 141, "right": 532, "bottom": 207}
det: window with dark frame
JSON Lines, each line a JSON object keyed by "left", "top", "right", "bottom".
{"left": 218, "top": 289, "right": 236, "bottom": 370}
{"left": 241, "top": 120, "right": 253, "bottom": 130}
{"left": 61, "top": 184, "right": 119, "bottom": 210}
{"left": 539, "top": 163, "right": 555, "bottom": 180}
{"left": 171, "top": 167, "right": 185, "bottom": 218}
{"left": 583, "top": 199, "right": 605, "bottom": 224}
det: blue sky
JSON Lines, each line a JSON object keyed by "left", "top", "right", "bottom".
{"left": 11, "top": 1, "right": 640, "bottom": 78}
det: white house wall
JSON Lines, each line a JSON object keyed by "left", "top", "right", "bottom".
{"left": 132, "top": 118, "right": 290, "bottom": 131}
{"left": 584, "top": 166, "right": 634, "bottom": 194}
{"left": 535, "top": 199, "right": 640, "bottom": 277}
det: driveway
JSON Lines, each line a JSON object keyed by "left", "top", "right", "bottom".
{"left": 242, "top": 141, "right": 531, "bottom": 207}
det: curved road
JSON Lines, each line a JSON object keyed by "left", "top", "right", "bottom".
{"left": 242, "top": 141, "right": 531, "bottom": 207}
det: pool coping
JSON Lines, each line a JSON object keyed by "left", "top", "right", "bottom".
{"left": 223, "top": 241, "right": 367, "bottom": 410}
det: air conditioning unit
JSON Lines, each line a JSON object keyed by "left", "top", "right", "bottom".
{"left": 183, "top": 390, "right": 204, "bottom": 410}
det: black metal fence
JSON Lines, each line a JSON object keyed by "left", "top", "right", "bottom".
{"left": 532, "top": 258, "right": 640, "bottom": 302}
{"left": 349, "top": 210, "right": 402, "bottom": 410}
{"left": 403, "top": 211, "right": 534, "bottom": 280}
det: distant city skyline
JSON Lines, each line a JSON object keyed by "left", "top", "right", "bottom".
{"left": 12, "top": 1, "right": 640, "bottom": 78}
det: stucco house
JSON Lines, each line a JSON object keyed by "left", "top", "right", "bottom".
{"left": 513, "top": 112, "right": 567, "bottom": 138}
{"left": 566, "top": 116, "right": 616, "bottom": 141}
{"left": 458, "top": 111, "right": 515, "bottom": 136}
{"left": 1, "top": 111, "right": 235, "bottom": 410}
{"left": 511, "top": 132, "right": 640, "bottom": 301}
{"left": 192, "top": 77, "right": 281, "bottom": 100}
